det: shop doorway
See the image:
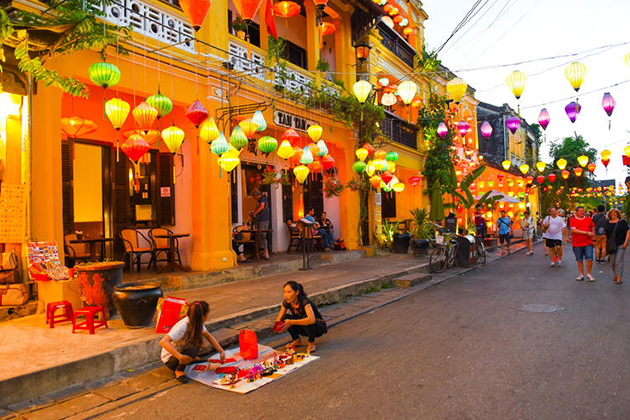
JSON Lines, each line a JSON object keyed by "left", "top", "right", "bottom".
{"left": 302, "top": 172, "right": 323, "bottom": 217}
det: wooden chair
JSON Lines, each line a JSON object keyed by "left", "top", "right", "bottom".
{"left": 233, "top": 225, "right": 254, "bottom": 255}
{"left": 118, "top": 229, "right": 153, "bottom": 272}
{"left": 64, "top": 234, "right": 91, "bottom": 267}
{"left": 149, "top": 227, "right": 182, "bottom": 269}
{"left": 287, "top": 220, "right": 324, "bottom": 252}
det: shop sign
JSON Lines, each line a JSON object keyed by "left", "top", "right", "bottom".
{"left": 160, "top": 187, "right": 171, "bottom": 197}
{"left": 273, "top": 111, "right": 317, "bottom": 133}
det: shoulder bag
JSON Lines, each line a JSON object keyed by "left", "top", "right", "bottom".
{"left": 606, "top": 222, "right": 619, "bottom": 255}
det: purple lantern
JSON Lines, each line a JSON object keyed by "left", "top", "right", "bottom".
{"left": 565, "top": 101, "right": 581, "bottom": 123}
{"left": 602, "top": 92, "right": 616, "bottom": 129}
{"left": 538, "top": 108, "right": 550, "bottom": 130}
{"left": 480, "top": 121, "right": 493, "bottom": 139}
{"left": 457, "top": 120, "right": 470, "bottom": 137}
{"left": 505, "top": 115, "right": 520, "bottom": 134}
{"left": 437, "top": 122, "right": 448, "bottom": 139}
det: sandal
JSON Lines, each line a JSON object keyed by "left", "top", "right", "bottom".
{"left": 176, "top": 374, "right": 189, "bottom": 384}
{"left": 307, "top": 344, "right": 316, "bottom": 353}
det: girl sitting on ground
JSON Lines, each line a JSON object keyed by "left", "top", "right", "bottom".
{"left": 276, "top": 281, "right": 327, "bottom": 353}
{"left": 160, "top": 300, "right": 225, "bottom": 383}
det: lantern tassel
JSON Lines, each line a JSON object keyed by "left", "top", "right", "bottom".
{"left": 116, "top": 136, "right": 120, "bottom": 162}
{"left": 246, "top": 33, "right": 252, "bottom": 61}
{"left": 197, "top": 133, "right": 200, "bottom": 155}
{"left": 173, "top": 163, "right": 176, "bottom": 183}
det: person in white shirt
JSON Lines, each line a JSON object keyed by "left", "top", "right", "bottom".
{"left": 521, "top": 210, "right": 536, "bottom": 255}
{"left": 542, "top": 207, "right": 568, "bottom": 267}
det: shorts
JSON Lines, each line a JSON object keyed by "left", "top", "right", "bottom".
{"left": 573, "top": 244, "right": 594, "bottom": 261}
{"left": 522, "top": 231, "right": 533, "bottom": 240}
{"left": 499, "top": 234, "right": 511, "bottom": 244}
{"left": 594, "top": 235, "right": 607, "bottom": 249}
{"left": 546, "top": 238, "right": 562, "bottom": 248}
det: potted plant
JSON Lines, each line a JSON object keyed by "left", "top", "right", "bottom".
{"left": 323, "top": 178, "right": 345, "bottom": 198}
{"left": 233, "top": 17, "right": 247, "bottom": 39}
{"left": 409, "top": 207, "right": 433, "bottom": 256}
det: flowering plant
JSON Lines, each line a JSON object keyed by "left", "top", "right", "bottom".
{"left": 258, "top": 166, "right": 290, "bottom": 188}
{"left": 346, "top": 177, "right": 367, "bottom": 192}
{"left": 323, "top": 178, "right": 345, "bottom": 198}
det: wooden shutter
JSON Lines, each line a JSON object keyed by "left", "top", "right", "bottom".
{"left": 382, "top": 191, "right": 397, "bottom": 219}
{"left": 61, "top": 140, "right": 74, "bottom": 234}
{"left": 113, "top": 153, "right": 131, "bottom": 234}
{"left": 156, "top": 153, "right": 174, "bottom": 226}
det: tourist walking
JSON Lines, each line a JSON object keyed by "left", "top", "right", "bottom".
{"left": 474, "top": 205, "right": 487, "bottom": 239}
{"left": 542, "top": 207, "right": 567, "bottom": 267}
{"left": 604, "top": 209, "right": 630, "bottom": 284}
{"left": 497, "top": 210, "right": 512, "bottom": 256}
{"left": 521, "top": 210, "right": 535, "bottom": 255}
{"left": 569, "top": 206, "right": 595, "bottom": 281}
{"left": 592, "top": 204, "right": 608, "bottom": 263}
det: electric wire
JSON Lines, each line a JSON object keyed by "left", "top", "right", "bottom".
{"left": 435, "top": 0, "right": 487, "bottom": 54}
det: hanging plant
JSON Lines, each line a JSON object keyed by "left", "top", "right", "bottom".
{"left": 260, "top": 166, "right": 290, "bottom": 187}
{"left": 323, "top": 178, "right": 345, "bottom": 198}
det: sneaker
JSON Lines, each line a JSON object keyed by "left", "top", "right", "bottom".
{"left": 576, "top": 275, "right": 584, "bottom": 281}
{"left": 557, "top": 260, "right": 562, "bottom": 267}
{"left": 550, "top": 261, "right": 555, "bottom": 267}
{"left": 587, "top": 274, "right": 596, "bottom": 282}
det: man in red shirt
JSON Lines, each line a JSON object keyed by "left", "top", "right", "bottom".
{"left": 569, "top": 205, "right": 595, "bottom": 281}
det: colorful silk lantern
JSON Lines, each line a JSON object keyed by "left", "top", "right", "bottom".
{"left": 316, "top": 139, "right": 328, "bottom": 157}
{"left": 381, "top": 92, "right": 397, "bottom": 107}
{"left": 535, "top": 161, "right": 546, "bottom": 172}
{"left": 392, "top": 182, "right": 405, "bottom": 193}
{"left": 282, "top": 128, "right": 301, "bottom": 145}
{"left": 300, "top": 146, "right": 314, "bottom": 165}
{"left": 577, "top": 155, "right": 589, "bottom": 167}
{"left": 548, "top": 173, "right": 556, "bottom": 183}
{"left": 381, "top": 171, "right": 393, "bottom": 184}
{"left": 356, "top": 148, "right": 368, "bottom": 162}
{"left": 353, "top": 161, "right": 366, "bottom": 174}
{"left": 307, "top": 124, "right": 323, "bottom": 142}
{"left": 252, "top": 110, "right": 267, "bottom": 132}
{"left": 602, "top": 158, "right": 610, "bottom": 168}
{"left": 211, "top": 132, "right": 229, "bottom": 156}
{"left": 105, "top": 97, "right": 130, "bottom": 161}
{"left": 233, "top": 0, "right": 265, "bottom": 22}
{"left": 565, "top": 101, "right": 581, "bottom": 123}
{"left": 501, "top": 160, "right": 511, "bottom": 171}
{"left": 525, "top": 175, "right": 534, "bottom": 184}
{"left": 363, "top": 142, "right": 375, "bottom": 157}
{"left": 230, "top": 126, "right": 249, "bottom": 150}
{"left": 561, "top": 170, "right": 570, "bottom": 180}
{"left": 536, "top": 175, "right": 545, "bottom": 184}
{"left": 556, "top": 158, "right": 567, "bottom": 170}
{"left": 506, "top": 115, "right": 520, "bottom": 134}
{"left": 186, "top": 100, "right": 209, "bottom": 128}
{"left": 408, "top": 175, "right": 421, "bottom": 186}
{"left": 200, "top": 117, "right": 220, "bottom": 144}
{"left": 132, "top": 102, "right": 158, "bottom": 134}
{"left": 397, "top": 81, "right": 418, "bottom": 105}
{"left": 403, "top": 27, "right": 414, "bottom": 37}
{"left": 60, "top": 115, "right": 97, "bottom": 138}
{"left": 321, "top": 154, "right": 335, "bottom": 171}
{"left": 457, "top": 120, "right": 470, "bottom": 137}
{"left": 565, "top": 62, "right": 587, "bottom": 92}
{"left": 625, "top": 145, "right": 630, "bottom": 158}
{"left": 587, "top": 162, "right": 597, "bottom": 173}
{"left": 146, "top": 91, "right": 173, "bottom": 120}
{"left": 573, "top": 167, "right": 583, "bottom": 177}
{"left": 480, "top": 121, "right": 492, "bottom": 139}
{"left": 366, "top": 161, "right": 375, "bottom": 177}
{"left": 161, "top": 125, "right": 185, "bottom": 156}
{"left": 179, "top": 0, "right": 212, "bottom": 31}
{"left": 506, "top": 70, "right": 527, "bottom": 99}
{"left": 277, "top": 140, "right": 294, "bottom": 160}
{"left": 294, "top": 165, "right": 309, "bottom": 183}
{"left": 602, "top": 92, "right": 616, "bottom": 129}
{"left": 386, "top": 151, "right": 398, "bottom": 162}
{"left": 601, "top": 149, "right": 611, "bottom": 160}
{"left": 239, "top": 118, "right": 258, "bottom": 138}
{"left": 273, "top": 1, "right": 300, "bottom": 17}
{"left": 320, "top": 22, "right": 336, "bottom": 36}
{"left": 89, "top": 62, "right": 121, "bottom": 90}
{"left": 353, "top": 80, "right": 372, "bottom": 104}
{"left": 538, "top": 108, "right": 550, "bottom": 130}
{"left": 519, "top": 164, "right": 529, "bottom": 175}
{"left": 218, "top": 148, "right": 241, "bottom": 173}
{"left": 437, "top": 122, "right": 448, "bottom": 139}
{"left": 308, "top": 160, "right": 322, "bottom": 172}
{"left": 122, "top": 134, "right": 150, "bottom": 162}
{"left": 369, "top": 175, "right": 382, "bottom": 189}
{"left": 446, "top": 77, "right": 467, "bottom": 104}
{"left": 374, "top": 149, "right": 387, "bottom": 161}
{"left": 258, "top": 135, "right": 278, "bottom": 155}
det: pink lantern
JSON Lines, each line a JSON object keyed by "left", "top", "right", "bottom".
{"left": 437, "top": 122, "right": 448, "bottom": 139}
{"left": 538, "top": 108, "right": 550, "bottom": 130}
{"left": 186, "top": 100, "right": 209, "bottom": 128}
{"left": 602, "top": 92, "right": 616, "bottom": 130}
{"left": 480, "top": 121, "right": 492, "bottom": 139}
{"left": 457, "top": 120, "right": 470, "bottom": 137}
{"left": 505, "top": 115, "right": 520, "bottom": 134}
{"left": 565, "top": 101, "right": 581, "bottom": 123}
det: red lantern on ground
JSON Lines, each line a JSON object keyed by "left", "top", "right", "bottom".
{"left": 273, "top": 1, "right": 300, "bottom": 17}
{"left": 179, "top": 0, "right": 212, "bottom": 31}
{"left": 548, "top": 173, "right": 556, "bottom": 183}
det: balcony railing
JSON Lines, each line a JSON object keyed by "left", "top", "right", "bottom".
{"left": 382, "top": 113, "right": 418, "bottom": 150}
{"left": 377, "top": 22, "right": 416, "bottom": 68}
{"left": 103, "top": 0, "right": 196, "bottom": 54}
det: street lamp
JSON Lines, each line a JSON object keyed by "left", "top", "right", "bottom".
{"left": 355, "top": 43, "right": 371, "bottom": 64}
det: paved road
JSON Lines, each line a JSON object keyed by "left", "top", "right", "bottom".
{"left": 79, "top": 245, "right": 630, "bottom": 419}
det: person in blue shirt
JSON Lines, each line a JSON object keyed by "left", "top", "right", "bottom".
{"left": 304, "top": 208, "right": 332, "bottom": 251}
{"left": 497, "top": 210, "right": 513, "bottom": 256}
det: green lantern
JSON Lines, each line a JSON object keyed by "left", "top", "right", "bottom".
{"left": 518, "top": 192, "right": 526, "bottom": 198}
{"left": 230, "top": 126, "right": 248, "bottom": 150}
{"left": 88, "top": 62, "right": 121, "bottom": 89}
{"left": 211, "top": 132, "right": 229, "bottom": 156}
{"left": 353, "top": 161, "right": 366, "bottom": 174}
{"left": 316, "top": 139, "right": 328, "bottom": 157}
{"left": 146, "top": 90, "right": 173, "bottom": 119}
{"left": 386, "top": 151, "right": 399, "bottom": 162}
{"left": 258, "top": 136, "right": 278, "bottom": 155}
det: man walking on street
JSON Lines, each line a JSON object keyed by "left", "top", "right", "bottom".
{"left": 592, "top": 204, "right": 607, "bottom": 263}
{"left": 569, "top": 205, "right": 595, "bottom": 281}
{"left": 543, "top": 207, "right": 567, "bottom": 267}
{"left": 497, "top": 210, "right": 512, "bottom": 256}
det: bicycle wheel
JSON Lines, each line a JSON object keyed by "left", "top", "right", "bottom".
{"left": 447, "top": 243, "right": 458, "bottom": 268}
{"left": 429, "top": 246, "right": 447, "bottom": 273}
{"left": 477, "top": 242, "right": 486, "bottom": 264}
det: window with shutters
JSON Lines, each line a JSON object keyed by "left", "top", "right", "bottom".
{"left": 61, "top": 141, "right": 74, "bottom": 234}
{"left": 303, "top": 172, "right": 323, "bottom": 217}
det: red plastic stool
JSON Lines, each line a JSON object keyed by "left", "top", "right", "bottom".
{"left": 46, "top": 301, "right": 73, "bottom": 328}
{"left": 72, "top": 306, "right": 108, "bottom": 334}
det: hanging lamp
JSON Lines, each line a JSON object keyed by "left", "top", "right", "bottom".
{"left": 506, "top": 115, "right": 520, "bottom": 134}
{"left": 281, "top": 128, "right": 301, "bottom": 145}
{"left": 273, "top": 1, "right": 300, "bottom": 17}
{"left": 277, "top": 140, "right": 295, "bottom": 160}
{"left": 353, "top": 161, "right": 366, "bottom": 174}
{"left": 211, "top": 132, "right": 229, "bottom": 156}
{"left": 200, "top": 117, "right": 220, "bottom": 144}
{"left": 556, "top": 158, "right": 568, "bottom": 170}
{"left": 307, "top": 124, "right": 323, "bottom": 142}
{"left": 239, "top": 118, "right": 258, "bottom": 138}
{"left": 565, "top": 101, "right": 581, "bottom": 123}
{"left": 294, "top": 165, "right": 310, "bottom": 183}
{"left": 446, "top": 77, "right": 467, "bottom": 104}
{"left": 565, "top": 62, "right": 587, "bottom": 92}
{"left": 133, "top": 102, "right": 158, "bottom": 135}
{"left": 230, "top": 126, "right": 249, "bottom": 150}
{"left": 316, "top": 139, "right": 328, "bottom": 157}
{"left": 300, "top": 146, "right": 314, "bottom": 165}
{"left": 218, "top": 148, "right": 241, "bottom": 173}
{"left": 437, "top": 122, "right": 448, "bottom": 139}
{"left": 356, "top": 148, "right": 368, "bottom": 162}
{"left": 535, "top": 161, "right": 546, "bottom": 172}
{"left": 179, "top": 0, "right": 212, "bottom": 31}
{"left": 501, "top": 160, "right": 511, "bottom": 171}
{"left": 457, "top": 120, "right": 470, "bottom": 137}
{"left": 258, "top": 135, "right": 278, "bottom": 156}
{"left": 161, "top": 125, "right": 186, "bottom": 181}
{"left": 577, "top": 155, "right": 589, "bottom": 167}
{"left": 121, "top": 133, "right": 150, "bottom": 192}
{"left": 506, "top": 70, "right": 527, "bottom": 100}
{"left": 480, "top": 121, "right": 492, "bottom": 139}
{"left": 602, "top": 92, "right": 616, "bottom": 129}
{"left": 89, "top": 62, "right": 121, "bottom": 116}
{"left": 252, "top": 110, "right": 267, "bottom": 132}
{"left": 105, "top": 97, "right": 130, "bottom": 161}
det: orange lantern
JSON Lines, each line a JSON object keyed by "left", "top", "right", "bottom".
{"left": 363, "top": 142, "right": 375, "bottom": 157}
{"left": 282, "top": 128, "right": 301, "bottom": 146}
{"left": 320, "top": 22, "right": 336, "bottom": 36}
{"left": 561, "top": 170, "right": 570, "bottom": 180}
{"left": 132, "top": 102, "right": 158, "bottom": 134}
{"left": 60, "top": 116, "right": 98, "bottom": 138}
{"left": 308, "top": 159, "right": 322, "bottom": 172}
{"left": 369, "top": 175, "right": 382, "bottom": 189}
{"left": 273, "top": 1, "right": 300, "bottom": 17}
{"left": 574, "top": 167, "right": 583, "bottom": 177}
{"left": 179, "top": 0, "right": 212, "bottom": 31}
{"left": 587, "top": 162, "right": 597, "bottom": 173}
{"left": 233, "top": 0, "right": 265, "bottom": 22}
{"left": 239, "top": 118, "right": 258, "bottom": 138}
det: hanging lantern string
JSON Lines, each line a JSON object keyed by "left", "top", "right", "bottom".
{"left": 170, "top": 43, "right": 175, "bottom": 126}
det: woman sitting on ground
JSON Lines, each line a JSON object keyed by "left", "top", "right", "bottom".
{"left": 275, "top": 281, "right": 327, "bottom": 353}
{"left": 160, "top": 301, "right": 225, "bottom": 383}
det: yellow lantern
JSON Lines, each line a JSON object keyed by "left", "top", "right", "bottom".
{"left": 397, "top": 81, "right": 417, "bottom": 105}
{"left": 353, "top": 80, "right": 372, "bottom": 103}
{"left": 366, "top": 161, "right": 376, "bottom": 177}
{"left": 218, "top": 148, "right": 241, "bottom": 173}
{"left": 535, "top": 161, "right": 546, "bottom": 172}
{"left": 601, "top": 149, "right": 611, "bottom": 160}
{"left": 374, "top": 149, "right": 387, "bottom": 161}
{"left": 293, "top": 165, "right": 310, "bottom": 183}
{"left": 624, "top": 145, "right": 630, "bottom": 158}
{"left": 239, "top": 118, "right": 258, "bottom": 138}
{"left": 373, "top": 159, "right": 384, "bottom": 171}
{"left": 393, "top": 182, "right": 405, "bottom": 193}
{"left": 577, "top": 155, "right": 589, "bottom": 167}
{"left": 501, "top": 160, "right": 511, "bottom": 171}
{"left": 200, "top": 117, "right": 220, "bottom": 144}
{"left": 446, "top": 77, "right": 467, "bottom": 104}
{"left": 132, "top": 101, "right": 158, "bottom": 134}
{"left": 277, "top": 140, "right": 295, "bottom": 160}
{"left": 556, "top": 158, "right": 568, "bottom": 170}
{"left": 388, "top": 162, "right": 396, "bottom": 173}
{"left": 105, "top": 97, "right": 130, "bottom": 162}
{"left": 356, "top": 148, "right": 368, "bottom": 162}
{"left": 161, "top": 125, "right": 185, "bottom": 155}
{"left": 369, "top": 175, "right": 382, "bottom": 189}
{"left": 519, "top": 164, "right": 529, "bottom": 175}
{"left": 307, "top": 124, "right": 323, "bottom": 142}
{"left": 506, "top": 70, "right": 527, "bottom": 99}
{"left": 565, "top": 62, "right": 587, "bottom": 92}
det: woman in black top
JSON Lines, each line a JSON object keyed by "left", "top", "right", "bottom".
{"left": 276, "top": 281, "right": 327, "bottom": 353}
{"left": 604, "top": 209, "right": 630, "bottom": 284}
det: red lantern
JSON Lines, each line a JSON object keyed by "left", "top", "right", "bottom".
{"left": 308, "top": 159, "right": 322, "bottom": 172}
{"left": 408, "top": 175, "right": 421, "bottom": 186}
{"left": 525, "top": 175, "right": 533, "bottom": 184}
{"left": 179, "top": 0, "right": 212, "bottom": 31}
{"left": 548, "top": 173, "right": 556, "bottom": 183}
{"left": 186, "top": 100, "right": 209, "bottom": 128}
{"left": 320, "top": 22, "right": 336, "bottom": 36}
{"left": 381, "top": 171, "right": 393, "bottom": 184}
{"left": 574, "top": 167, "right": 583, "bottom": 177}
{"left": 393, "top": 15, "right": 403, "bottom": 24}
{"left": 122, "top": 134, "right": 150, "bottom": 162}
{"left": 362, "top": 142, "right": 375, "bottom": 157}
{"left": 536, "top": 175, "right": 545, "bottom": 184}
{"left": 602, "top": 158, "right": 610, "bottom": 168}
{"left": 273, "top": 1, "right": 300, "bottom": 18}
{"left": 282, "top": 128, "right": 301, "bottom": 146}
{"left": 587, "top": 162, "right": 597, "bottom": 173}
{"left": 321, "top": 154, "right": 335, "bottom": 171}
{"left": 497, "top": 174, "right": 504, "bottom": 182}
{"left": 561, "top": 170, "right": 570, "bottom": 180}
{"left": 233, "top": 0, "right": 265, "bottom": 22}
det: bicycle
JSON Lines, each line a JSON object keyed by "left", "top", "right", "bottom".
{"left": 471, "top": 236, "right": 486, "bottom": 265}
{"left": 429, "top": 233, "right": 459, "bottom": 273}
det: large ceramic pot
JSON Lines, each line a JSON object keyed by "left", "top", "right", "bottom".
{"left": 392, "top": 232, "right": 411, "bottom": 254}
{"left": 112, "top": 282, "right": 163, "bottom": 327}
{"left": 75, "top": 262, "right": 124, "bottom": 318}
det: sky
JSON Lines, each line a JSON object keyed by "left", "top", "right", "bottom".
{"left": 422, "top": 0, "right": 630, "bottom": 189}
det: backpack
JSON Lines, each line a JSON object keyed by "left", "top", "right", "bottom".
{"left": 593, "top": 213, "right": 607, "bottom": 236}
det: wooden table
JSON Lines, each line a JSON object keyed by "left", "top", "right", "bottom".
{"left": 70, "top": 237, "right": 113, "bottom": 262}
{"left": 154, "top": 233, "right": 190, "bottom": 273}
{"left": 239, "top": 229, "right": 273, "bottom": 262}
